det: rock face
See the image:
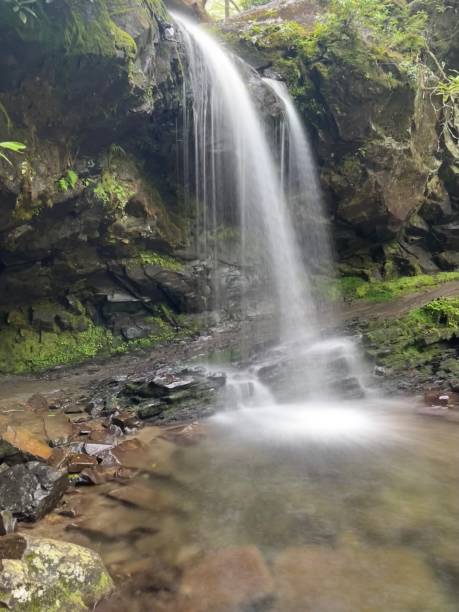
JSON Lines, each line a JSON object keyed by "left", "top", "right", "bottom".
{"left": 0, "top": 535, "right": 113, "bottom": 611}
{"left": 220, "top": 0, "right": 459, "bottom": 278}
{"left": 0, "top": 0, "right": 210, "bottom": 373}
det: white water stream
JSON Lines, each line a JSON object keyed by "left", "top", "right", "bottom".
{"left": 173, "top": 13, "right": 370, "bottom": 422}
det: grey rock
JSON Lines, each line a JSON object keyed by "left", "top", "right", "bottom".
{"left": 0, "top": 462, "right": 68, "bottom": 522}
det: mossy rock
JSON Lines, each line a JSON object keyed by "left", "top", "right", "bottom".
{"left": 0, "top": 536, "right": 113, "bottom": 611}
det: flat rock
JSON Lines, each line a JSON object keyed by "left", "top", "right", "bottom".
{"left": 0, "top": 462, "right": 67, "bottom": 521}
{"left": 67, "top": 453, "right": 99, "bottom": 474}
{"left": 177, "top": 547, "right": 274, "bottom": 612}
{"left": 0, "top": 535, "right": 113, "bottom": 611}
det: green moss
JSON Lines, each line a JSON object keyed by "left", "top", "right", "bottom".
{"left": 138, "top": 250, "right": 184, "bottom": 271}
{"left": 93, "top": 170, "right": 134, "bottom": 212}
{"left": 332, "top": 272, "right": 459, "bottom": 302}
{"left": 0, "top": 299, "right": 199, "bottom": 374}
{"left": 365, "top": 297, "right": 459, "bottom": 369}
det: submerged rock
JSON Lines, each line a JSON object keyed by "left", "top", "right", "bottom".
{"left": 0, "top": 535, "right": 113, "bottom": 611}
{"left": 272, "top": 546, "right": 454, "bottom": 612}
{"left": 0, "top": 462, "right": 67, "bottom": 521}
{"left": 178, "top": 546, "right": 274, "bottom": 611}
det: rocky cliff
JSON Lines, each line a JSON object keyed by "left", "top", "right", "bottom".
{"left": 0, "top": 0, "right": 210, "bottom": 372}
{"left": 219, "top": 0, "right": 459, "bottom": 279}
{"left": 1, "top": 0, "right": 458, "bottom": 373}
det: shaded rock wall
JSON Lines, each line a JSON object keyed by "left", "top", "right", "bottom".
{"left": 0, "top": 0, "right": 211, "bottom": 371}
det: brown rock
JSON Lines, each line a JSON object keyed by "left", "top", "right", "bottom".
{"left": 178, "top": 547, "right": 273, "bottom": 612}
{"left": 2, "top": 426, "right": 52, "bottom": 462}
{"left": 67, "top": 453, "right": 98, "bottom": 474}
{"left": 42, "top": 413, "right": 74, "bottom": 446}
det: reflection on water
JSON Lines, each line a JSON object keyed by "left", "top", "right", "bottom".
{"left": 31, "top": 399, "right": 459, "bottom": 611}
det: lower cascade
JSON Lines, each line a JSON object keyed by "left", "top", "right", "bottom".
{"left": 173, "top": 12, "right": 367, "bottom": 408}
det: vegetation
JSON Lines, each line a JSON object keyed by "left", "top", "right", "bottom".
{"left": 1, "top": 0, "right": 53, "bottom": 24}
{"left": 239, "top": 0, "right": 428, "bottom": 64}
{"left": 0, "top": 300, "right": 196, "bottom": 373}
{"left": 0, "top": 140, "right": 26, "bottom": 165}
{"left": 366, "top": 298, "right": 459, "bottom": 370}
{"left": 332, "top": 272, "right": 459, "bottom": 302}
{"left": 138, "top": 250, "right": 184, "bottom": 272}
{"left": 94, "top": 171, "right": 134, "bottom": 212}
{"left": 57, "top": 169, "right": 78, "bottom": 192}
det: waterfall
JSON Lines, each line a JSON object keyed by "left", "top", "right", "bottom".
{"left": 173, "top": 12, "right": 318, "bottom": 344}
{"left": 264, "top": 78, "right": 334, "bottom": 279}
{"left": 172, "top": 13, "right": 368, "bottom": 404}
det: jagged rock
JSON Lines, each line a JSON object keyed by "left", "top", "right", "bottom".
{"left": 0, "top": 535, "right": 113, "bottom": 611}
{"left": 0, "top": 462, "right": 67, "bottom": 521}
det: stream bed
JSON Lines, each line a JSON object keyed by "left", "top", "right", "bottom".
{"left": 25, "top": 398, "right": 459, "bottom": 611}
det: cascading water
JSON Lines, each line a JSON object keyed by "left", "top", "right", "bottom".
{"left": 173, "top": 13, "right": 367, "bottom": 408}
{"left": 264, "top": 77, "right": 334, "bottom": 280}
{"left": 174, "top": 12, "right": 317, "bottom": 344}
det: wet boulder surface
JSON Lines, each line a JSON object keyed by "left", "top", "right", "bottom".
{"left": 0, "top": 534, "right": 113, "bottom": 611}
{"left": 0, "top": 462, "right": 68, "bottom": 522}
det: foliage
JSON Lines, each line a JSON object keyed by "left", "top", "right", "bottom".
{"left": 331, "top": 271, "right": 459, "bottom": 302}
{"left": 1, "top": 0, "right": 54, "bottom": 24}
{"left": 433, "top": 72, "right": 459, "bottom": 104}
{"left": 57, "top": 169, "right": 78, "bottom": 192}
{"left": 138, "top": 250, "right": 183, "bottom": 271}
{"left": 240, "top": 0, "right": 428, "bottom": 68}
{"left": 94, "top": 171, "right": 134, "bottom": 212}
{"left": 366, "top": 297, "right": 459, "bottom": 370}
{"left": 0, "top": 140, "right": 26, "bottom": 165}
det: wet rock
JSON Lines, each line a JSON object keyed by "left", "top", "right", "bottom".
{"left": 272, "top": 546, "right": 454, "bottom": 612}
{"left": 105, "top": 482, "right": 179, "bottom": 512}
{"left": 83, "top": 442, "right": 114, "bottom": 457}
{"left": 79, "top": 466, "right": 136, "bottom": 485}
{"left": 27, "top": 393, "right": 49, "bottom": 412}
{"left": 0, "top": 511, "right": 16, "bottom": 536}
{"left": 0, "top": 534, "right": 27, "bottom": 559}
{"left": 112, "top": 411, "right": 141, "bottom": 431}
{"left": 0, "top": 462, "right": 67, "bottom": 521}
{"left": 177, "top": 547, "right": 274, "bottom": 612}
{"left": 0, "top": 535, "right": 113, "bottom": 611}
{"left": 417, "top": 406, "right": 449, "bottom": 418}
{"left": 42, "top": 413, "right": 74, "bottom": 446}
{"left": 137, "top": 399, "right": 164, "bottom": 420}
{"left": 0, "top": 426, "right": 52, "bottom": 463}
{"left": 67, "top": 453, "right": 99, "bottom": 474}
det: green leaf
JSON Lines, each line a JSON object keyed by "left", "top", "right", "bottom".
{"left": 0, "top": 141, "right": 26, "bottom": 152}
{"left": 0, "top": 152, "right": 13, "bottom": 166}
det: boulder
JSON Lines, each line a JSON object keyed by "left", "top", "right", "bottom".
{"left": 0, "top": 462, "right": 67, "bottom": 521}
{"left": 0, "top": 535, "right": 113, "bottom": 611}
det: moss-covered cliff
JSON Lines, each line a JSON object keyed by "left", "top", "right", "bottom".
{"left": 0, "top": 0, "right": 206, "bottom": 373}
{"left": 218, "top": 0, "right": 459, "bottom": 279}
